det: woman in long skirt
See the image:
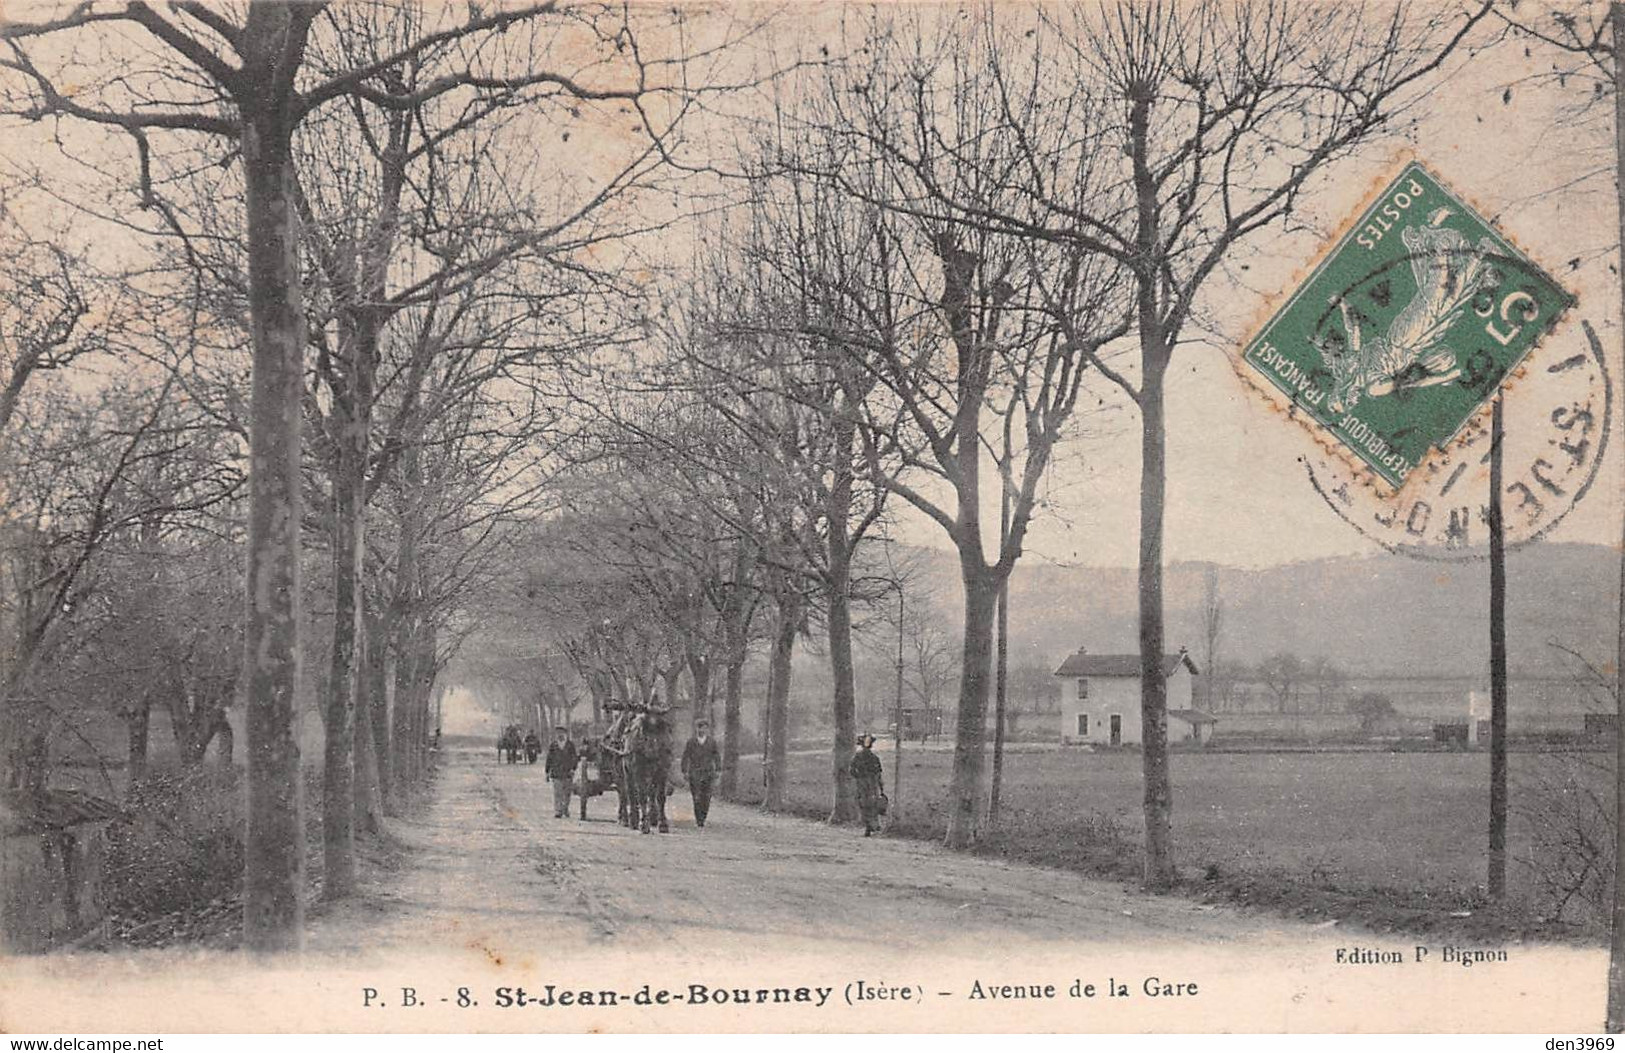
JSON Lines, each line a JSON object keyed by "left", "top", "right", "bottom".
{"left": 849, "top": 735, "right": 885, "bottom": 836}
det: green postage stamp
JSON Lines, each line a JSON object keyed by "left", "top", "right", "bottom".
{"left": 1242, "top": 160, "right": 1574, "bottom": 489}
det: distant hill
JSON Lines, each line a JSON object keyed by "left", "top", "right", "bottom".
{"left": 887, "top": 542, "right": 1618, "bottom": 680}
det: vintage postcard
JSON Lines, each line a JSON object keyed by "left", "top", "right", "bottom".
{"left": 1, "top": 0, "right": 1621, "bottom": 1036}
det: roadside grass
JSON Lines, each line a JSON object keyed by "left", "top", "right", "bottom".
{"left": 726, "top": 746, "right": 1603, "bottom": 943}
{"left": 95, "top": 759, "right": 435, "bottom": 951}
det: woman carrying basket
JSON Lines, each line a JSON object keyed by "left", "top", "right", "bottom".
{"left": 848, "top": 735, "right": 886, "bottom": 837}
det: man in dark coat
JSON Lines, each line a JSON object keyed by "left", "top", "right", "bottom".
{"left": 544, "top": 726, "right": 578, "bottom": 818}
{"left": 680, "top": 718, "right": 722, "bottom": 829}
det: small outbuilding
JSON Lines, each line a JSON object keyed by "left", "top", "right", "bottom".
{"left": 895, "top": 706, "right": 944, "bottom": 743}
{"left": 1056, "top": 647, "right": 1205, "bottom": 746}
{"left": 1, "top": 788, "right": 124, "bottom": 953}
{"left": 1167, "top": 708, "right": 1219, "bottom": 746}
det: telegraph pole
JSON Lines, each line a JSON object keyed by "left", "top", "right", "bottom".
{"left": 1488, "top": 392, "right": 1508, "bottom": 901}
{"left": 1606, "top": 1, "right": 1625, "bottom": 1032}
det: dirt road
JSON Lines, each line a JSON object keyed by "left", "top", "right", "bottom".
{"left": 4, "top": 746, "right": 1605, "bottom": 1033}
{"left": 311, "top": 746, "right": 1313, "bottom": 959}
{"left": 292, "top": 746, "right": 1601, "bottom": 1032}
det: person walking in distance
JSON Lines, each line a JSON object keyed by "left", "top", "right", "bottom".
{"left": 545, "top": 726, "right": 578, "bottom": 819}
{"left": 849, "top": 734, "right": 886, "bottom": 837}
{"left": 681, "top": 718, "right": 722, "bottom": 829}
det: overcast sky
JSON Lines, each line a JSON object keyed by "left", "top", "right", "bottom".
{"left": 6, "top": 2, "right": 1619, "bottom": 572}
{"left": 872, "top": 13, "right": 1625, "bottom": 570}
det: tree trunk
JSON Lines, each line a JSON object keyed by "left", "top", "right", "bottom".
{"left": 933, "top": 223, "right": 998, "bottom": 850}
{"left": 353, "top": 701, "right": 382, "bottom": 838}
{"left": 212, "top": 714, "right": 234, "bottom": 765}
{"left": 351, "top": 616, "right": 383, "bottom": 837}
{"left": 365, "top": 608, "right": 394, "bottom": 813}
{"left": 167, "top": 689, "right": 217, "bottom": 766}
{"left": 720, "top": 654, "right": 744, "bottom": 798}
{"left": 763, "top": 597, "right": 796, "bottom": 812}
{"left": 944, "top": 564, "right": 997, "bottom": 848}
{"left": 1138, "top": 362, "right": 1176, "bottom": 890}
{"left": 827, "top": 548, "right": 858, "bottom": 824}
{"left": 990, "top": 572, "right": 1009, "bottom": 824}
{"left": 990, "top": 483, "right": 1011, "bottom": 825}
{"left": 823, "top": 408, "right": 861, "bottom": 824}
{"left": 176, "top": 715, "right": 206, "bottom": 763}
{"left": 124, "top": 699, "right": 151, "bottom": 785}
{"left": 2, "top": 698, "right": 49, "bottom": 795}
{"left": 688, "top": 656, "right": 711, "bottom": 731}
{"left": 240, "top": 77, "right": 309, "bottom": 953}
{"left": 322, "top": 442, "right": 364, "bottom": 897}
{"left": 390, "top": 476, "right": 422, "bottom": 797}
{"left": 323, "top": 283, "right": 386, "bottom": 893}
{"left": 891, "top": 586, "right": 905, "bottom": 822}
{"left": 390, "top": 616, "right": 418, "bottom": 802}
{"left": 406, "top": 623, "right": 436, "bottom": 788}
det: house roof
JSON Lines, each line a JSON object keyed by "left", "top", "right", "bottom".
{"left": 1054, "top": 651, "right": 1199, "bottom": 678}
{"left": 0, "top": 789, "right": 125, "bottom": 836}
{"left": 1168, "top": 708, "right": 1219, "bottom": 725}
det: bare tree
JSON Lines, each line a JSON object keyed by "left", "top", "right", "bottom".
{"left": 676, "top": 190, "right": 899, "bottom": 822}
{"left": 1257, "top": 653, "right": 1303, "bottom": 715}
{"left": 0, "top": 199, "right": 118, "bottom": 436}
{"left": 1307, "top": 657, "right": 1346, "bottom": 715}
{"left": 2, "top": 0, "right": 707, "bottom": 945}
{"left": 294, "top": 42, "right": 673, "bottom": 889}
{"left": 903, "top": 606, "right": 958, "bottom": 724}
{"left": 823, "top": 0, "right": 1492, "bottom": 881}
{"left": 1, "top": 365, "right": 239, "bottom": 798}
{"left": 777, "top": 10, "right": 1128, "bottom": 847}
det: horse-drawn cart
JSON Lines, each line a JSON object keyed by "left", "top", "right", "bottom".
{"left": 573, "top": 746, "right": 617, "bottom": 820}
{"left": 597, "top": 699, "right": 676, "bottom": 832}
{"left": 497, "top": 725, "right": 523, "bottom": 764}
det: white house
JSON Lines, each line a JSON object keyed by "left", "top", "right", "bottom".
{"left": 1055, "top": 647, "right": 1214, "bottom": 746}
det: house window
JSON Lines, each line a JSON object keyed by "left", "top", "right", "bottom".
{"left": 1076, "top": 713, "right": 1089, "bottom": 737}
{"left": 1076, "top": 678, "right": 1090, "bottom": 700}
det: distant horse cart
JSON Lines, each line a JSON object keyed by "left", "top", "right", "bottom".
{"left": 497, "top": 725, "right": 523, "bottom": 764}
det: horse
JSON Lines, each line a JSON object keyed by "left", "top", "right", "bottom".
{"left": 625, "top": 706, "right": 674, "bottom": 834}
{"left": 602, "top": 701, "right": 674, "bottom": 833}
{"left": 601, "top": 705, "right": 640, "bottom": 828}
{"left": 616, "top": 745, "right": 640, "bottom": 827}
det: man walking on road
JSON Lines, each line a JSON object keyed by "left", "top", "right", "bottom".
{"left": 681, "top": 718, "right": 722, "bottom": 829}
{"left": 545, "top": 726, "right": 578, "bottom": 819}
